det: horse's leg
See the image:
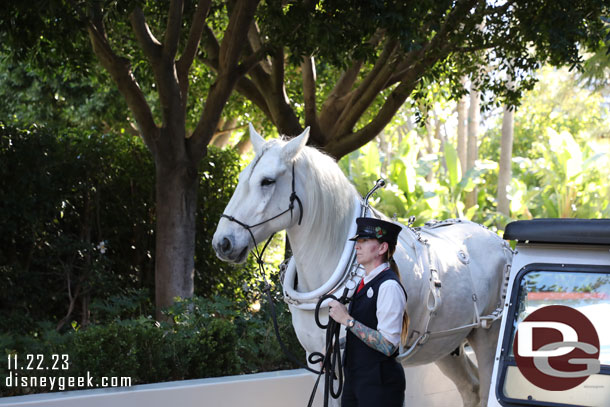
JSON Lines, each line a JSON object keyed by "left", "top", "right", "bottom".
{"left": 467, "top": 323, "right": 501, "bottom": 407}
{"left": 434, "top": 343, "right": 480, "bottom": 407}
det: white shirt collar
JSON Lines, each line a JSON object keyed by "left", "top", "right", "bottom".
{"left": 363, "top": 262, "right": 390, "bottom": 285}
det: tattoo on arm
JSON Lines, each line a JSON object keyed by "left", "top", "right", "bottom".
{"left": 350, "top": 321, "right": 398, "bottom": 357}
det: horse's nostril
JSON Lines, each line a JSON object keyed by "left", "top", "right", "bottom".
{"left": 220, "top": 237, "right": 232, "bottom": 253}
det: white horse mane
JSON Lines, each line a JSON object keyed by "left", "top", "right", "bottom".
{"left": 285, "top": 141, "right": 358, "bottom": 291}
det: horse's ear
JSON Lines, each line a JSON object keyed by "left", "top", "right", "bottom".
{"left": 282, "top": 127, "right": 310, "bottom": 162}
{"left": 249, "top": 123, "right": 266, "bottom": 155}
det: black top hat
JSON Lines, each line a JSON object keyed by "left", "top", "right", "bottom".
{"left": 349, "top": 217, "right": 402, "bottom": 246}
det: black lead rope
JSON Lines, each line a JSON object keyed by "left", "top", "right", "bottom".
{"left": 307, "top": 288, "right": 350, "bottom": 407}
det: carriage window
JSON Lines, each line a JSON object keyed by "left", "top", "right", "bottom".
{"left": 510, "top": 270, "right": 610, "bottom": 364}
{"left": 499, "top": 268, "right": 610, "bottom": 407}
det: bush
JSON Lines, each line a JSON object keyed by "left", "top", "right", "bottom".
{"left": 1, "top": 295, "right": 302, "bottom": 397}
{"left": 0, "top": 124, "right": 303, "bottom": 398}
{"left": 0, "top": 123, "right": 257, "bottom": 332}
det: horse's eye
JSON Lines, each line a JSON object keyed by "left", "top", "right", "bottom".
{"left": 261, "top": 178, "right": 275, "bottom": 187}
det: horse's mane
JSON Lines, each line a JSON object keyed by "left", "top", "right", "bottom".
{"left": 290, "top": 143, "right": 358, "bottom": 277}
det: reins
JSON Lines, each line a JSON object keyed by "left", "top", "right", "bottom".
{"left": 306, "top": 290, "right": 350, "bottom": 407}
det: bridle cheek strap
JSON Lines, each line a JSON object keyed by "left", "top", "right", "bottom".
{"left": 287, "top": 162, "right": 303, "bottom": 226}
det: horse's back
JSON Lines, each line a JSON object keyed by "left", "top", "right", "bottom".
{"left": 396, "top": 219, "right": 512, "bottom": 364}
{"left": 420, "top": 219, "right": 512, "bottom": 310}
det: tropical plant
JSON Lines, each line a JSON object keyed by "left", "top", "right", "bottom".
{"left": 510, "top": 129, "right": 610, "bottom": 219}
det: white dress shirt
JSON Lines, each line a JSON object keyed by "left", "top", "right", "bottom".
{"left": 360, "top": 262, "right": 407, "bottom": 347}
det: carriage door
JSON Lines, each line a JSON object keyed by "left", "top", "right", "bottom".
{"left": 494, "top": 263, "right": 610, "bottom": 407}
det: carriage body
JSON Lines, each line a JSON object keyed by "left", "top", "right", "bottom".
{"left": 488, "top": 219, "right": 610, "bottom": 407}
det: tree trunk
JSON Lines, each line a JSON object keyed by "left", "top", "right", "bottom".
{"left": 435, "top": 114, "right": 447, "bottom": 171}
{"left": 497, "top": 104, "right": 514, "bottom": 216}
{"left": 465, "top": 85, "right": 479, "bottom": 209}
{"left": 154, "top": 151, "right": 199, "bottom": 318}
{"left": 212, "top": 117, "right": 238, "bottom": 148}
{"left": 456, "top": 80, "right": 467, "bottom": 176}
{"left": 235, "top": 131, "right": 252, "bottom": 154}
{"left": 378, "top": 132, "right": 391, "bottom": 176}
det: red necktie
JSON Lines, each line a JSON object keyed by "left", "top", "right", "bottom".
{"left": 356, "top": 279, "right": 365, "bottom": 293}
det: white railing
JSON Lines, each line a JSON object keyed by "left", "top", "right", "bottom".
{"left": 1, "top": 365, "right": 460, "bottom": 407}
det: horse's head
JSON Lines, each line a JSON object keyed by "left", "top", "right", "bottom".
{"left": 213, "top": 124, "right": 309, "bottom": 263}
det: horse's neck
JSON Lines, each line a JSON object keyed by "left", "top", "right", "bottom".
{"left": 286, "top": 166, "right": 357, "bottom": 292}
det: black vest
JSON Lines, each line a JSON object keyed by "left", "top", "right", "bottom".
{"left": 345, "top": 269, "right": 407, "bottom": 370}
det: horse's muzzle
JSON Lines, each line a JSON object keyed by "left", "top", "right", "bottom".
{"left": 213, "top": 234, "right": 249, "bottom": 263}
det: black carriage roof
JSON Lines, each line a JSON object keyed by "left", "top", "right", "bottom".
{"left": 504, "top": 219, "right": 610, "bottom": 245}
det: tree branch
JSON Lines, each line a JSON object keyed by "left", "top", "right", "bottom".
{"left": 130, "top": 7, "right": 162, "bottom": 64}
{"left": 237, "top": 45, "right": 270, "bottom": 76}
{"left": 163, "top": 0, "right": 184, "bottom": 61}
{"left": 235, "top": 76, "right": 273, "bottom": 118}
{"left": 131, "top": 6, "right": 183, "bottom": 132}
{"left": 201, "top": 25, "right": 221, "bottom": 69}
{"left": 87, "top": 7, "right": 158, "bottom": 154}
{"left": 330, "top": 39, "right": 399, "bottom": 138}
{"left": 176, "top": 0, "right": 212, "bottom": 118}
{"left": 302, "top": 56, "right": 318, "bottom": 128}
{"left": 386, "top": 0, "right": 485, "bottom": 88}
{"left": 177, "top": 0, "right": 212, "bottom": 76}
{"left": 326, "top": 0, "right": 485, "bottom": 158}
{"left": 247, "top": 20, "right": 273, "bottom": 74}
{"left": 317, "top": 62, "right": 361, "bottom": 136}
{"left": 269, "top": 48, "right": 303, "bottom": 136}
{"left": 219, "top": 0, "right": 255, "bottom": 71}
{"left": 326, "top": 79, "right": 416, "bottom": 159}
{"left": 189, "top": 0, "right": 260, "bottom": 161}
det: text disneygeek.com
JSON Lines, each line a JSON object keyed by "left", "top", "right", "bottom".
{"left": 4, "top": 354, "right": 131, "bottom": 392}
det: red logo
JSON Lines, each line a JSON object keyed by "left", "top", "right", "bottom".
{"left": 513, "top": 305, "right": 600, "bottom": 391}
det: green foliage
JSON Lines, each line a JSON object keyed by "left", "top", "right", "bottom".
{"left": 508, "top": 130, "right": 610, "bottom": 219}
{"left": 340, "top": 128, "right": 497, "bottom": 226}
{"left": 0, "top": 124, "right": 254, "bottom": 333}
{"left": 0, "top": 295, "right": 301, "bottom": 397}
{"left": 195, "top": 147, "right": 258, "bottom": 301}
{"left": 479, "top": 66, "right": 610, "bottom": 221}
{"left": 0, "top": 123, "right": 156, "bottom": 332}
{"left": 341, "top": 66, "right": 610, "bottom": 228}
{"left": 259, "top": 0, "right": 609, "bottom": 111}
{"left": 0, "top": 53, "right": 127, "bottom": 133}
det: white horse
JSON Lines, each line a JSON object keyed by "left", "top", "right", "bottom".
{"left": 213, "top": 126, "right": 513, "bottom": 407}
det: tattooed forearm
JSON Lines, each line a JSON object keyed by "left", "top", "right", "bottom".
{"left": 350, "top": 320, "right": 397, "bottom": 357}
